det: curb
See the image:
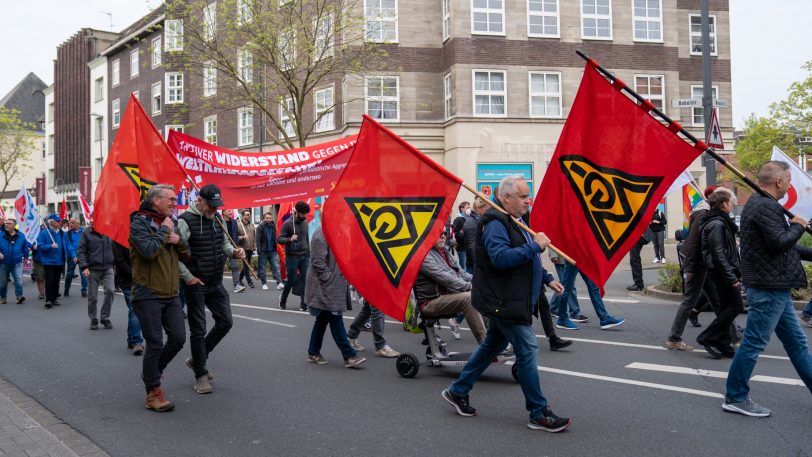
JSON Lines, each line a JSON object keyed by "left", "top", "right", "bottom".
{"left": 636, "top": 286, "right": 809, "bottom": 311}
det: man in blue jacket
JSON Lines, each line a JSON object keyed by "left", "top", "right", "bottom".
{"left": 0, "top": 218, "right": 32, "bottom": 304}
{"left": 64, "top": 218, "right": 88, "bottom": 297}
{"left": 441, "top": 175, "right": 570, "bottom": 432}
{"left": 35, "top": 215, "right": 75, "bottom": 309}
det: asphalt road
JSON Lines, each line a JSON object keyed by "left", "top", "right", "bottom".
{"left": 0, "top": 263, "right": 810, "bottom": 457}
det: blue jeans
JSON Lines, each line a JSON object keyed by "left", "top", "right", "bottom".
{"left": 555, "top": 263, "right": 610, "bottom": 322}
{"left": 257, "top": 250, "right": 282, "bottom": 284}
{"left": 802, "top": 297, "right": 812, "bottom": 318}
{"left": 122, "top": 288, "right": 143, "bottom": 346}
{"left": 0, "top": 263, "right": 23, "bottom": 299}
{"left": 308, "top": 309, "right": 356, "bottom": 359}
{"left": 449, "top": 319, "right": 549, "bottom": 419}
{"left": 457, "top": 250, "right": 467, "bottom": 272}
{"left": 550, "top": 263, "right": 578, "bottom": 317}
{"left": 64, "top": 258, "right": 87, "bottom": 293}
{"left": 725, "top": 288, "right": 812, "bottom": 402}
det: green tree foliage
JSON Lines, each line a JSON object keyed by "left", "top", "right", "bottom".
{"left": 0, "top": 107, "right": 35, "bottom": 197}
{"left": 734, "top": 114, "right": 797, "bottom": 177}
{"left": 770, "top": 60, "right": 812, "bottom": 135}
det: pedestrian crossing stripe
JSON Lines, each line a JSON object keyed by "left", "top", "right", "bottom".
{"left": 345, "top": 197, "right": 444, "bottom": 288}
{"left": 118, "top": 163, "right": 157, "bottom": 200}
{"left": 559, "top": 155, "right": 662, "bottom": 259}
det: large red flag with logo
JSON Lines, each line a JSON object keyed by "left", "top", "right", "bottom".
{"left": 323, "top": 115, "right": 462, "bottom": 321}
{"left": 93, "top": 95, "right": 187, "bottom": 247}
{"left": 531, "top": 61, "right": 704, "bottom": 290}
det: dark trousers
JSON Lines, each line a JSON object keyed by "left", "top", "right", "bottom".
{"left": 281, "top": 254, "right": 309, "bottom": 307}
{"left": 308, "top": 309, "right": 355, "bottom": 359}
{"left": 629, "top": 238, "right": 645, "bottom": 288}
{"left": 185, "top": 282, "right": 233, "bottom": 378}
{"left": 239, "top": 250, "right": 255, "bottom": 286}
{"left": 537, "top": 293, "right": 557, "bottom": 339}
{"left": 44, "top": 265, "right": 64, "bottom": 303}
{"left": 668, "top": 267, "right": 708, "bottom": 342}
{"left": 652, "top": 230, "right": 666, "bottom": 259}
{"left": 697, "top": 270, "right": 744, "bottom": 347}
{"left": 134, "top": 296, "right": 186, "bottom": 393}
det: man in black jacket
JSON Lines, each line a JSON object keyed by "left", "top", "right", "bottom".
{"left": 256, "top": 212, "right": 283, "bottom": 291}
{"left": 113, "top": 241, "right": 143, "bottom": 355}
{"left": 452, "top": 201, "right": 469, "bottom": 268}
{"left": 441, "top": 175, "right": 570, "bottom": 432}
{"left": 723, "top": 161, "right": 812, "bottom": 417}
{"left": 278, "top": 201, "right": 311, "bottom": 311}
{"left": 78, "top": 223, "right": 115, "bottom": 330}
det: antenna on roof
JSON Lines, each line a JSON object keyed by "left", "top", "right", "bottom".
{"left": 101, "top": 11, "right": 113, "bottom": 32}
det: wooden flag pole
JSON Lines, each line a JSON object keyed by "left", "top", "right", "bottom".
{"left": 461, "top": 182, "right": 576, "bottom": 265}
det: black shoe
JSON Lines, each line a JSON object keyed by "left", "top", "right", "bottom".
{"left": 44, "top": 302, "right": 53, "bottom": 309}
{"left": 688, "top": 312, "right": 701, "bottom": 328}
{"left": 248, "top": 283, "right": 255, "bottom": 289}
{"left": 549, "top": 337, "right": 572, "bottom": 351}
{"left": 52, "top": 301, "right": 60, "bottom": 306}
{"left": 279, "top": 296, "right": 286, "bottom": 310}
{"left": 81, "top": 291, "right": 87, "bottom": 298}
{"left": 101, "top": 319, "right": 113, "bottom": 329}
{"left": 527, "top": 406, "right": 571, "bottom": 432}
{"left": 441, "top": 389, "right": 477, "bottom": 417}
{"left": 16, "top": 296, "right": 25, "bottom": 304}
{"left": 299, "top": 305, "right": 308, "bottom": 312}
{"left": 63, "top": 290, "right": 69, "bottom": 297}
{"left": 626, "top": 285, "right": 642, "bottom": 291}
{"left": 90, "top": 319, "right": 99, "bottom": 330}
{"left": 720, "top": 345, "right": 736, "bottom": 358}
{"left": 702, "top": 344, "right": 724, "bottom": 359}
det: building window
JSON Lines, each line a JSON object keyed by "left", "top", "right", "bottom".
{"left": 165, "top": 125, "right": 184, "bottom": 139}
{"left": 365, "top": 0, "right": 397, "bottom": 43}
{"left": 632, "top": 0, "right": 661, "bottom": 42}
{"left": 112, "top": 99, "right": 121, "bottom": 128}
{"left": 203, "top": 61, "right": 217, "bottom": 97}
{"left": 314, "top": 87, "right": 334, "bottom": 133}
{"left": 166, "top": 72, "right": 184, "bottom": 104}
{"left": 93, "top": 116, "right": 103, "bottom": 142}
{"left": 314, "top": 15, "right": 333, "bottom": 59}
{"left": 473, "top": 70, "right": 506, "bottom": 117}
{"left": 238, "top": 48, "right": 253, "bottom": 83}
{"left": 151, "top": 37, "right": 162, "bottom": 68}
{"left": 237, "top": 0, "right": 252, "bottom": 25}
{"left": 365, "top": 76, "right": 399, "bottom": 121}
{"left": 442, "top": 0, "right": 451, "bottom": 41}
{"left": 48, "top": 169, "right": 55, "bottom": 188}
{"left": 280, "top": 98, "right": 296, "bottom": 138}
{"left": 691, "top": 85, "right": 718, "bottom": 126}
{"left": 239, "top": 107, "right": 254, "bottom": 146}
{"left": 94, "top": 158, "right": 103, "bottom": 180}
{"left": 634, "top": 74, "right": 665, "bottom": 112}
{"left": 164, "top": 19, "right": 184, "bottom": 51}
{"left": 111, "top": 59, "right": 120, "bottom": 87}
{"left": 444, "top": 73, "right": 452, "bottom": 119}
{"left": 204, "top": 115, "right": 217, "bottom": 145}
{"left": 48, "top": 135, "right": 54, "bottom": 155}
{"left": 94, "top": 77, "right": 104, "bottom": 102}
{"left": 279, "top": 31, "right": 295, "bottom": 71}
{"left": 581, "top": 0, "right": 612, "bottom": 40}
{"left": 529, "top": 71, "right": 561, "bottom": 118}
{"left": 48, "top": 103, "right": 54, "bottom": 123}
{"left": 690, "top": 14, "right": 717, "bottom": 55}
{"left": 41, "top": 141, "right": 46, "bottom": 159}
{"left": 471, "top": 0, "right": 505, "bottom": 35}
{"left": 130, "top": 50, "right": 139, "bottom": 78}
{"left": 528, "top": 0, "right": 559, "bottom": 37}
{"left": 151, "top": 82, "right": 162, "bottom": 115}
{"left": 203, "top": 2, "right": 217, "bottom": 41}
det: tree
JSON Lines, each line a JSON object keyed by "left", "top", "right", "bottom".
{"left": 733, "top": 115, "right": 797, "bottom": 178}
{"left": 0, "top": 107, "right": 35, "bottom": 198}
{"left": 770, "top": 60, "right": 812, "bottom": 136}
{"left": 166, "top": 0, "right": 388, "bottom": 150}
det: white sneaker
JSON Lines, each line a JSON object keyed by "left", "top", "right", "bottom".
{"left": 375, "top": 345, "right": 400, "bottom": 358}
{"left": 448, "top": 318, "right": 461, "bottom": 340}
{"left": 262, "top": 284, "right": 269, "bottom": 290}
{"left": 651, "top": 258, "right": 659, "bottom": 263}
{"left": 276, "top": 282, "right": 285, "bottom": 290}
{"left": 349, "top": 338, "right": 365, "bottom": 351}
{"left": 234, "top": 285, "right": 246, "bottom": 293}
{"left": 660, "top": 258, "right": 667, "bottom": 263}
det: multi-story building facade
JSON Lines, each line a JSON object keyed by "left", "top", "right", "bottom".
{"left": 88, "top": 56, "right": 110, "bottom": 196}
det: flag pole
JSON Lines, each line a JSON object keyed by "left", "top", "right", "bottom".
{"left": 575, "top": 50, "right": 812, "bottom": 234}
{"left": 461, "top": 182, "right": 576, "bottom": 265}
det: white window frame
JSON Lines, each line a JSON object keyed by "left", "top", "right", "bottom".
{"left": 237, "top": 0, "right": 252, "bottom": 25}
{"left": 280, "top": 98, "right": 296, "bottom": 138}
{"left": 165, "top": 72, "right": 184, "bottom": 104}
{"left": 633, "top": 74, "right": 665, "bottom": 114}
{"left": 632, "top": 0, "right": 662, "bottom": 42}
{"left": 527, "top": 0, "right": 560, "bottom": 38}
{"left": 528, "top": 71, "right": 562, "bottom": 118}
{"left": 238, "top": 48, "right": 253, "bottom": 83}
{"left": 442, "top": 0, "right": 451, "bottom": 41}
{"left": 689, "top": 14, "right": 717, "bottom": 56}
{"left": 203, "top": 2, "right": 217, "bottom": 42}
{"left": 111, "top": 59, "right": 120, "bottom": 87}
{"left": 365, "top": 76, "right": 400, "bottom": 122}
{"left": 130, "top": 50, "right": 139, "bottom": 78}
{"left": 238, "top": 107, "right": 254, "bottom": 146}
{"left": 278, "top": 31, "right": 295, "bottom": 71}
{"left": 471, "top": 0, "right": 505, "bottom": 36}
{"left": 151, "top": 37, "right": 162, "bottom": 68}
{"left": 581, "top": 0, "right": 613, "bottom": 40}
{"left": 364, "top": 0, "right": 398, "bottom": 43}
{"left": 314, "top": 15, "right": 334, "bottom": 60}
{"left": 314, "top": 87, "right": 335, "bottom": 133}
{"left": 94, "top": 77, "right": 104, "bottom": 102}
{"left": 112, "top": 99, "right": 121, "bottom": 128}
{"left": 203, "top": 61, "right": 217, "bottom": 97}
{"left": 164, "top": 19, "right": 184, "bottom": 51}
{"left": 204, "top": 115, "right": 218, "bottom": 145}
{"left": 690, "top": 85, "right": 718, "bottom": 127}
{"left": 443, "top": 73, "right": 452, "bottom": 119}
{"left": 165, "top": 124, "right": 184, "bottom": 139}
{"left": 472, "top": 69, "right": 507, "bottom": 118}
{"left": 93, "top": 116, "right": 104, "bottom": 142}
{"left": 151, "top": 82, "right": 162, "bottom": 115}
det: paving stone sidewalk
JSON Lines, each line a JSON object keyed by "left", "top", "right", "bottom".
{"left": 0, "top": 378, "right": 108, "bottom": 457}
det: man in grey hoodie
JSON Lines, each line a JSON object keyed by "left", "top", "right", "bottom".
{"left": 78, "top": 222, "right": 115, "bottom": 330}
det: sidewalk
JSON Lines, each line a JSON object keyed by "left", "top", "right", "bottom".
{"left": 0, "top": 378, "right": 108, "bottom": 457}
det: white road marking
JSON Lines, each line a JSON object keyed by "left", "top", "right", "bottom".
{"left": 504, "top": 360, "right": 723, "bottom": 399}
{"left": 231, "top": 313, "right": 296, "bottom": 328}
{"left": 626, "top": 362, "right": 805, "bottom": 386}
{"left": 577, "top": 296, "right": 639, "bottom": 304}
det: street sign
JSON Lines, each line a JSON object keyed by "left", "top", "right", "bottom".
{"left": 707, "top": 109, "right": 724, "bottom": 149}
{"left": 798, "top": 137, "right": 812, "bottom": 144}
{"left": 671, "top": 98, "right": 728, "bottom": 108}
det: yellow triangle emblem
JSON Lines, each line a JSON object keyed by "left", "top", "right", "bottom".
{"left": 559, "top": 155, "right": 662, "bottom": 259}
{"left": 118, "top": 163, "right": 157, "bottom": 199}
{"left": 346, "top": 197, "right": 445, "bottom": 287}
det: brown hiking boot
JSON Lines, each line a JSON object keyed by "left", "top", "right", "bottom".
{"left": 145, "top": 387, "right": 174, "bottom": 412}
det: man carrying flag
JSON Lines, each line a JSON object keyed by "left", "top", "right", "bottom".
{"left": 36, "top": 215, "right": 75, "bottom": 309}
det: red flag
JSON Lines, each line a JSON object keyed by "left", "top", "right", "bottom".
{"left": 531, "top": 62, "right": 704, "bottom": 290}
{"left": 78, "top": 192, "right": 93, "bottom": 222}
{"left": 59, "top": 197, "right": 67, "bottom": 220}
{"left": 93, "top": 94, "right": 187, "bottom": 247}
{"left": 323, "top": 115, "right": 462, "bottom": 321}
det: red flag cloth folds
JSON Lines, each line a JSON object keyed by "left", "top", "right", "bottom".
{"left": 93, "top": 95, "right": 187, "bottom": 247}
{"left": 59, "top": 197, "right": 67, "bottom": 220}
{"left": 322, "top": 115, "right": 462, "bottom": 321}
{"left": 531, "top": 62, "right": 703, "bottom": 290}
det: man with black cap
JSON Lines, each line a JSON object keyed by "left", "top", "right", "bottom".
{"left": 278, "top": 200, "right": 311, "bottom": 312}
{"left": 177, "top": 184, "right": 245, "bottom": 394}
{"left": 35, "top": 215, "right": 75, "bottom": 308}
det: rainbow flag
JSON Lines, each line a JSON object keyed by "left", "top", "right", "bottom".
{"left": 682, "top": 184, "right": 703, "bottom": 229}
